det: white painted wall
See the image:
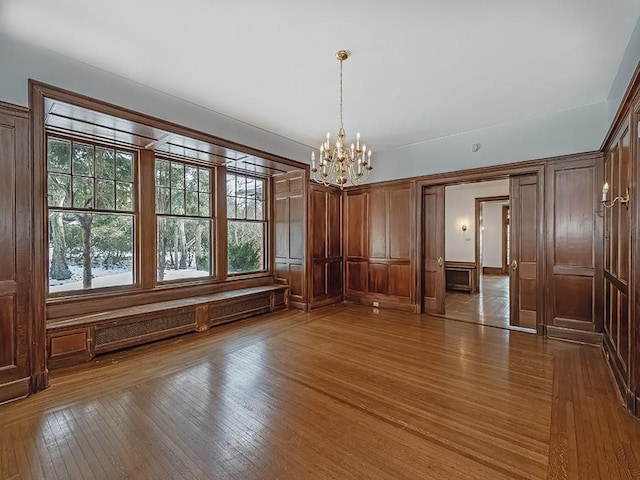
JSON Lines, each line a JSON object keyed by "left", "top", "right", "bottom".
{"left": 482, "top": 202, "right": 506, "bottom": 268}
{"left": 445, "top": 179, "right": 509, "bottom": 263}
{"left": 0, "top": 34, "right": 311, "bottom": 163}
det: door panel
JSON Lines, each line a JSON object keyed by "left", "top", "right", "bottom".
{"left": 0, "top": 106, "right": 33, "bottom": 403}
{"left": 422, "top": 185, "right": 445, "bottom": 314}
{"left": 510, "top": 175, "right": 538, "bottom": 329}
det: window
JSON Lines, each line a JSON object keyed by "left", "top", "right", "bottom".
{"left": 226, "top": 173, "right": 267, "bottom": 274}
{"left": 47, "top": 137, "right": 135, "bottom": 293}
{"left": 155, "top": 159, "right": 213, "bottom": 282}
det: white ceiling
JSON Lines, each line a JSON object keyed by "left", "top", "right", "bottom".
{"left": 2, "top": 0, "right": 639, "bottom": 153}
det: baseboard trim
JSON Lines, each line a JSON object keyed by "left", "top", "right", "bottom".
{"left": 546, "top": 325, "right": 602, "bottom": 345}
{"left": 482, "top": 267, "right": 504, "bottom": 275}
{"left": 309, "top": 295, "right": 343, "bottom": 311}
{"left": 0, "top": 377, "right": 30, "bottom": 406}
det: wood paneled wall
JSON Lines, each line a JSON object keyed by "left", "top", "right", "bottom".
{"left": 603, "top": 114, "right": 636, "bottom": 414}
{"left": 274, "top": 170, "right": 307, "bottom": 309}
{"left": 545, "top": 154, "right": 604, "bottom": 343}
{"left": 344, "top": 183, "right": 416, "bottom": 311}
{"left": 0, "top": 102, "right": 46, "bottom": 404}
{"left": 308, "top": 184, "right": 343, "bottom": 309}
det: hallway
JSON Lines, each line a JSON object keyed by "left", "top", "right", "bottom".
{"left": 444, "top": 274, "right": 522, "bottom": 330}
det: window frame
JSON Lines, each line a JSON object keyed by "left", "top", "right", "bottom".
{"left": 154, "top": 156, "right": 217, "bottom": 285}
{"left": 45, "top": 133, "right": 140, "bottom": 298}
{"left": 225, "top": 171, "right": 269, "bottom": 276}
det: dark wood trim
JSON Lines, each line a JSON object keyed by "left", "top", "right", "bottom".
{"left": 483, "top": 267, "right": 504, "bottom": 275}
{"left": 139, "top": 150, "right": 156, "bottom": 290}
{"left": 502, "top": 204, "right": 509, "bottom": 274}
{"left": 308, "top": 295, "right": 343, "bottom": 311}
{"left": 536, "top": 165, "right": 546, "bottom": 336}
{"left": 603, "top": 334, "right": 636, "bottom": 412}
{"left": 28, "top": 88, "right": 50, "bottom": 392}
{"left": 216, "top": 165, "right": 229, "bottom": 280}
{"left": 344, "top": 293, "right": 417, "bottom": 313}
{"left": 0, "top": 101, "right": 30, "bottom": 115}
{"left": 0, "top": 378, "right": 30, "bottom": 406}
{"left": 349, "top": 151, "right": 601, "bottom": 193}
{"left": 29, "top": 80, "right": 308, "bottom": 171}
{"left": 546, "top": 325, "right": 602, "bottom": 345}
{"left": 474, "top": 195, "right": 509, "bottom": 292}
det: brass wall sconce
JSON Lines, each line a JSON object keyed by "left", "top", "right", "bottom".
{"left": 461, "top": 224, "right": 468, "bottom": 232}
{"left": 601, "top": 182, "right": 630, "bottom": 209}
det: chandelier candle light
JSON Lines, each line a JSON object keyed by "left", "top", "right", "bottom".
{"left": 311, "top": 50, "right": 372, "bottom": 189}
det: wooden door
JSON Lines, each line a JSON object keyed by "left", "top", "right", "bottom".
{"left": 509, "top": 175, "right": 539, "bottom": 329}
{"left": 422, "top": 185, "right": 445, "bottom": 314}
{"left": 0, "top": 104, "right": 33, "bottom": 404}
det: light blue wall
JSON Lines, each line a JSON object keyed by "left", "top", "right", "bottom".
{"left": 370, "top": 102, "right": 608, "bottom": 183}
{"left": 607, "top": 16, "right": 640, "bottom": 126}
{"left": 0, "top": 33, "right": 310, "bottom": 163}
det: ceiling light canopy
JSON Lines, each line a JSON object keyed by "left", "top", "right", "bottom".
{"left": 311, "top": 50, "right": 372, "bottom": 189}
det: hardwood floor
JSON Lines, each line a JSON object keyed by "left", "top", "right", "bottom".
{"left": 1, "top": 304, "right": 639, "bottom": 479}
{"left": 445, "top": 274, "right": 520, "bottom": 330}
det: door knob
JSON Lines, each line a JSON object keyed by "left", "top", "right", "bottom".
{"left": 511, "top": 259, "right": 518, "bottom": 270}
{"left": 438, "top": 257, "right": 443, "bottom": 267}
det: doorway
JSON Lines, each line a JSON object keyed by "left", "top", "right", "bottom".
{"left": 421, "top": 177, "right": 539, "bottom": 333}
{"left": 443, "top": 182, "right": 512, "bottom": 328}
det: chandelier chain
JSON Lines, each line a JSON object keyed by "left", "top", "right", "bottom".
{"left": 339, "top": 58, "right": 344, "bottom": 130}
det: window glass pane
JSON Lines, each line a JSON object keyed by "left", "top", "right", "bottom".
{"left": 171, "top": 162, "right": 185, "bottom": 189}
{"left": 256, "top": 201, "right": 264, "bottom": 221}
{"left": 186, "top": 190, "right": 199, "bottom": 216}
{"left": 228, "top": 221, "right": 264, "bottom": 274}
{"left": 157, "top": 217, "right": 211, "bottom": 281}
{"left": 48, "top": 173, "right": 71, "bottom": 208}
{"left": 255, "top": 179, "right": 264, "bottom": 202}
{"left": 96, "top": 180, "right": 115, "bottom": 210}
{"left": 247, "top": 198, "right": 256, "bottom": 220}
{"left": 236, "top": 196, "right": 246, "bottom": 219}
{"left": 72, "top": 143, "right": 94, "bottom": 176}
{"left": 171, "top": 189, "right": 185, "bottom": 215}
{"left": 48, "top": 211, "right": 134, "bottom": 292}
{"left": 200, "top": 169, "right": 210, "bottom": 193}
{"left": 155, "top": 159, "right": 170, "bottom": 187}
{"left": 156, "top": 186, "right": 170, "bottom": 214}
{"left": 199, "top": 192, "right": 210, "bottom": 217}
{"left": 236, "top": 175, "right": 246, "bottom": 197}
{"left": 227, "top": 196, "right": 236, "bottom": 218}
{"left": 246, "top": 178, "right": 255, "bottom": 199}
{"left": 73, "top": 177, "right": 94, "bottom": 208}
{"left": 47, "top": 138, "right": 71, "bottom": 174}
{"left": 95, "top": 147, "right": 115, "bottom": 179}
{"left": 115, "top": 182, "right": 133, "bottom": 211}
{"left": 185, "top": 166, "right": 198, "bottom": 191}
{"left": 115, "top": 152, "right": 133, "bottom": 182}
{"left": 226, "top": 174, "right": 235, "bottom": 196}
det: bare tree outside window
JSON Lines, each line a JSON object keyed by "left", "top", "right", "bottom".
{"left": 47, "top": 137, "right": 135, "bottom": 293}
{"left": 226, "top": 173, "right": 266, "bottom": 274}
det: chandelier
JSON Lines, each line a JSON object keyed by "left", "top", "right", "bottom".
{"left": 311, "top": 50, "right": 372, "bottom": 189}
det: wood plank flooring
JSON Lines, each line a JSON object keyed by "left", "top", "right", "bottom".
{"left": 445, "top": 274, "right": 518, "bottom": 330}
{"left": 1, "top": 304, "right": 639, "bottom": 479}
